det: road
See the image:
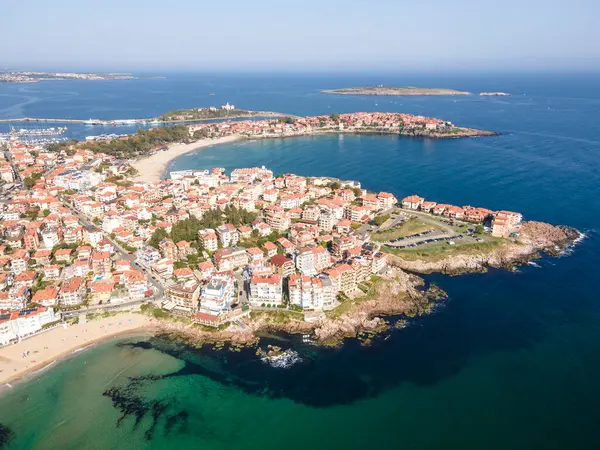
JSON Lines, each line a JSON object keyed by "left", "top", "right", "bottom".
{"left": 60, "top": 298, "right": 148, "bottom": 316}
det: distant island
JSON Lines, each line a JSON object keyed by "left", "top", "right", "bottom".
{"left": 480, "top": 92, "right": 511, "bottom": 96}
{"left": 0, "top": 71, "right": 139, "bottom": 83}
{"left": 322, "top": 86, "right": 472, "bottom": 96}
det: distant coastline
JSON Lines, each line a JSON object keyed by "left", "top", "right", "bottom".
{"left": 0, "top": 71, "right": 141, "bottom": 84}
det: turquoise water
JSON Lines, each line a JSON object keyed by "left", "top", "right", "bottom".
{"left": 1, "top": 74, "right": 599, "bottom": 449}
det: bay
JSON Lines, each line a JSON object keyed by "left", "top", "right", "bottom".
{"left": 0, "top": 73, "right": 599, "bottom": 449}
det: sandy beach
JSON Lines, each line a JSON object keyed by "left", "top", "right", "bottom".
{"left": 132, "top": 135, "right": 242, "bottom": 183}
{"left": 0, "top": 313, "right": 156, "bottom": 386}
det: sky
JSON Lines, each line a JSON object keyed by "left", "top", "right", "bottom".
{"left": 2, "top": 0, "right": 599, "bottom": 72}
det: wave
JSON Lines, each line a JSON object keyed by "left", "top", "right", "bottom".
{"left": 261, "top": 349, "right": 302, "bottom": 369}
{"left": 558, "top": 229, "right": 591, "bottom": 258}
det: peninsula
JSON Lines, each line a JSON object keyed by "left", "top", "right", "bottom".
{"left": 322, "top": 86, "right": 472, "bottom": 96}
{"left": 0, "top": 109, "right": 577, "bottom": 384}
{"left": 0, "top": 71, "right": 138, "bottom": 84}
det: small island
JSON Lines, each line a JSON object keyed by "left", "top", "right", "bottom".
{"left": 322, "top": 86, "right": 472, "bottom": 96}
{"left": 480, "top": 92, "right": 511, "bottom": 96}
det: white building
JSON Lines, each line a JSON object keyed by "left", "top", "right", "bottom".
{"left": 288, "top": 274, "right": 325, "bottom": 310}
{"left": 198, "top": 274, "right": 235, "bottom": 316}
{"left": 0, "top": 307, "right": 59, "bottom": 345}
{"left": 249, "top": 275, "right": 283, "bottom": 306}
{"left": 41, "top": 228, "right": 61, "bottom": 249}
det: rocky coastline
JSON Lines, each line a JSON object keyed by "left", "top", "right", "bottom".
{"left": 386, "top": 221, "right": 582, "bottom": 275}
{"left": 150, "top": 268, "right": 444, "bottom": 349}
{"left": 145, "top": 222, "right": 579, "bottom": 350}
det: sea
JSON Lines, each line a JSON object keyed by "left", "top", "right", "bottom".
{"left": 1, "top": 73, "right": 599, "bottom": 450}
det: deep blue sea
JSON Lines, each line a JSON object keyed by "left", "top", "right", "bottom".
{"left": 0, "top": 73, "right": 599, "bottom": 449}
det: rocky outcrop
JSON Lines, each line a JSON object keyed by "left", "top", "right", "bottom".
{"left": 387, "top": 221, "right": 581, "bottom": 274}
{"left": 151, "top": 268, "right": 439, "bottom": 348}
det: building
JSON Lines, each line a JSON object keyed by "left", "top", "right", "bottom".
{"left": 288, "top": 274, "right": 325, "bottom": 310}
{"left": 31, "top": 286, "right": 60, "bottom": 307}
{"left": 164, "top": 280, "right": 201, "bottom": 316}
{"left": 198, "top": 229, "right": 219, "bottom": 252}
{"left": 402, "top": 195, "right": 425, "bottom": 210}
{"left": 332, "top": 236, "right": 354, "bottom": 258}
{"left": 91, "top": 251, "right": 112, "bottom": 276}
{"left": 198, "top": 273, "right": 235, "bottom": 317}
{"left": 295, "top": 247, "right": 317, "bottom": 276}
{"left": 0, "top": 307, "right": 59, "bottom": 345}
{"left": 216, "top": 224, "right": 239, "bottom": 248}
{"left": 271, "top": 254, "right": 295, "bottom": 278}
{"left": 59, "top": 277, "right": 85, "bottom": 306}
{"left": 248, "top": 274, "right": 283, "bottom": 306}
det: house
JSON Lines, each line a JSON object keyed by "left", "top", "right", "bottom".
{"left": 31, "top": 286, "right": 58, "bottom": 306}
{"left": 270, "top": 254, "right": 295, "bottom": 278}
{"left": 72, "top": 259, "right": 90, "bottom": 277}
{"left": 10, "top": 249, "right": 29, "bottom": 275}
{"left": 421, "top": 201, "right": 437, "bottom": 213}
{"left": 173, "top": 267, "right": 196, "bottom": 281}
{"left": 276, "top": 237, "right": 295, "bottom": 255}
{"left": 54, "top": 248, "right": 73, "bottom": 263}
{"left": 0, "top": 307, "right": 59, "bottom": 344}
{"left": 88, "top": 281, "right": 115, "bottom": 303}
{"left": 336, "top": 263, "right": 357, "bottom": 294}
{"left": 262, "top": 241, "right": 278, "bottom": 259}
{"left": 401, "top": 195, "right": 425, "bottom": 210}
{"left": 332, "top": 236, "right": 354, "bottom": 258}
{"left": 197, "top": 260, "right": 215, "bottom": 281}
{"left": 152, "top": 258, "right": 174, "bottom": 278}
{"left": 84, "top": 226, "right": 103, "bottom": 247}
{"left": 33, "top": 249, "right": 52, "bottom": 266}
{"left": 159, "top": 238, "right": 178, "bottom": 260}
{"left": 44, "top": 264, "right": 61, "bottom": 281}
{"left": 77, "top": 245, "right": 92, "bottom": 260}
{"left": 60, "top": 277, "right": 85, "bottom": 306}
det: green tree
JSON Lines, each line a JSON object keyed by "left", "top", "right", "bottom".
{"left": 330, "top": 113, "right": 340, "bottom": 122}
{"left": 149, "top": 228, "right": 168, "bottom": 248}
{"left": 373, "top": 214, "right": 390, "bottom": 226}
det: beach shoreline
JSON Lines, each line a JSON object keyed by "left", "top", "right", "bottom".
{"left": 131, "top": 128, "right": 497, "bottom": 184}
{"left": 0, "top": 313, "right": 157, "bottom": 388}
{"left": 131, "top": 135, "right": 242, "bottom": 183}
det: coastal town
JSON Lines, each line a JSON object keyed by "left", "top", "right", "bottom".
{"left": 0, "top": 110, "right": 576, "bottom": 384}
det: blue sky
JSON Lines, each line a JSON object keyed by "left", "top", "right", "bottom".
{"left": 2, "top": 0, "right": 598, "bottom": 72}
